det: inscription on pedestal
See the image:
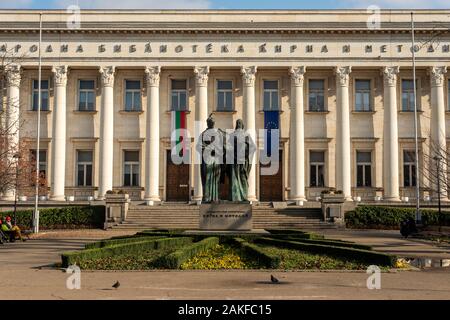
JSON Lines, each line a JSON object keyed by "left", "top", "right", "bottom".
{"left": 199, "top": 203, "right": 252, "bottom": 231}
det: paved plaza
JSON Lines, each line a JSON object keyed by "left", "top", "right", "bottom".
{"left": 0, "top": 229, "right": 449, "bottom": 300}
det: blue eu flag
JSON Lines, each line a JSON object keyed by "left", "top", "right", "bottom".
{"left": 264, "top": 111, "right": 279, "bottom": 157}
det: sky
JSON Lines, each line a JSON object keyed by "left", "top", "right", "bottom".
{"left": 0, "top": 0, "right": 449, "bottom": 10}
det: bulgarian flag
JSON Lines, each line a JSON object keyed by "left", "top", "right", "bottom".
{"left": 171, "top": 110, "right": 187, "bottom": 157}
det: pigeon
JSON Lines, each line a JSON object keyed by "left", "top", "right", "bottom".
{"left": 270, "top": 275, "right": 279, "bottom": 283}
{"left": 112, "top": 281, "right": 120, "bottom": 289}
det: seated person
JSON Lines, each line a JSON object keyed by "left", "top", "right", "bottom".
{"left": 0, "top": 220, "right": 4, "bottom": 244}
{"left": 1, "top": 218, "right": 14, "bottom": 242}
{"left": 4, "top": 216, "right": 25, "bottom": 242}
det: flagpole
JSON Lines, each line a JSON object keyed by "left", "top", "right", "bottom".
{"left": 33, "top": 12, "right": 42, "bottom": 233}
{"left": 411, "top": 12, "right": 421, "bottom": 224}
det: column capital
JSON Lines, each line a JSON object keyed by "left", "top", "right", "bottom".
{"left": 382, "top": 66, "right": 400, "bottom": 87}
{"left": 99, "top": 66, "right": 116, "bottom": 87}
{"left": 289, "top": 66, "right": 306, "bottom": 87}
{"left": 241, "top": 66, "right": 257, "bottom": 87}
{"left": 429, "top": 66, "right": 448, "bottom": 87}
{"left": 52, "top": 65, "right": 69, "bottom": 87}
{"left": 5, "top": 64, "right": 21, "bottom": 88}
{"left": 194, "top": 66, "right": 210, "bottom": 87}
{"left": 334, "top": 66, "right": 352, "bottom": 87}
{"left": 145, "top": 66, "right": 161, "bottom": 87}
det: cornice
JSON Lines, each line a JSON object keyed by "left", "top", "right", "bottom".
{"left": 1, "top": 22, "right": 450, "bottom": 34}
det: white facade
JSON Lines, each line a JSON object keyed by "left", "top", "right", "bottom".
{"left": 1, "top": 10, "right": 450, "bottom": 203}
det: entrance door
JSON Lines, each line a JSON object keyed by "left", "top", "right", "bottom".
{"left": 166, "top": 150, "right": 190, "bottom": 202}
{"left": 259, "top": 150, "right": 283, "bottom": 202}
{"left": 219, "top": 171, "right": 230, "bottom": 201}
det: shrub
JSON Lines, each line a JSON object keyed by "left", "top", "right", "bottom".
{"left": 85, "top": 235, "right": 166, "bottom": 249}
{"left": 232, "top": 238, "right": 281, "bottom": 269}
{"left": 267, "top": 229, "right": 324, "bottom": 240}
{"left": 160, "top": 237, "right": 219, "bottom": 269}
{"left": 277, "top": 237, "right": 372, "bottom": 250}
{"left": 254, "top": 237, "right": 396, "bottom": 267}
{"left": 1, "top": 206, "right": 105, "bottom": 230}
{"left": 61, "top": 237, "right": 192, "bottom": 267}
{"left": 345, "top": 206, "right": 450, "bottom": 229}
{"left": 137, "top": 229, "right": 186, "bottom": 236}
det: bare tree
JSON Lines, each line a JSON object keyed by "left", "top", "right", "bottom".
{"left": 421, "top": 135, "right": 450, "bottom": 197}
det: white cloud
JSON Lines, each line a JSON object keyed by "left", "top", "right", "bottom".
{"left": 0, "top": 0, "right": 34, "bottom": 9}
{"left": 53, "top": 0, "right": 211, "bottom": 9}
{"left": 345, "top": 0, "right": 450, "bottom": 9}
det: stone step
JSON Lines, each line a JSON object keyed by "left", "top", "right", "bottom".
{"left": 127, "top": 211, "right": 321, "bottom": 215}
{"left": 114, "top": 205, "right": 330, "bottom": 231}
{"left": 113, "top": 225, "right": 336, "bottom": 231}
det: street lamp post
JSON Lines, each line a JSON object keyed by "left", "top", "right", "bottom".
{"left": 13, "top": 153, "right": 20, "bottom": 226}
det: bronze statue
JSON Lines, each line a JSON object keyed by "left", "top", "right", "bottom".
{"left": 197, "top": 114, "right": 224, "bottom": 202}
{"left": 198, "top": 116, "right": 254, "bottom": 203}
{"left": 226, "top": 119, "right": 255, "bottom": 202}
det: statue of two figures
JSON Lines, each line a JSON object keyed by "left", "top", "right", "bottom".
{"left": 197, "top": 115, "right": 256, "bottom": 203}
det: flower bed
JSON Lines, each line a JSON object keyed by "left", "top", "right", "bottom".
{"left": 61, "top": 229, "right": 398, "bottom": 270}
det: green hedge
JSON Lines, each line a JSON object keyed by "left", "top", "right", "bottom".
{"left": 232, "top": 238, "right": 281, "bottom": 269}
{"left": 85, "top": 235, "right": 167, "bottom": 249}
{"left": 274, "top": 237, "right": 372, "bottom": 250}
{"left": 345, "top": 206, "right": 450, "bottom": 229}
{"left": 0, "top": 206, "right": 105, "bottom": 230}
{"left": 61, "top": 237, "right": 192, "bottom": 267}
{"left": 267, "top": 229, "right": 324, "bottom": 240}
{"left": 136, "top": 230, "right": 187, "bottom": 238}
{"left": 254, "top": 237, "right": 396, "bottom": 267}
{"left": 160, "top": 237, "right": 219, "bottom": 269}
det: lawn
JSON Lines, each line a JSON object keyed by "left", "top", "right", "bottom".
{"left": 61, "top": 230, "right": 397, "bottom": 271}
{"left": 77, "top": 247, "right": 178, "bottom": 270}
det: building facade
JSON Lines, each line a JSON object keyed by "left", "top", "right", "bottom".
{"left": 1, "top": 9, "right": 450, "bottom": 204}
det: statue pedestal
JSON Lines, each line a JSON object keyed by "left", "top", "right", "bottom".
{"left": 199, "top": 202, "right": 252, "bottom": 231}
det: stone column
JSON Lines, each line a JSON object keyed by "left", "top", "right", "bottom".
{"left": 97, "top": 66, "right": 115, "bottom": 200}
{"left": 335, "top": 66, "right": 352, "bottom": 201}
{"left": 241, "top": 66, "right": 258, "bottom": 203}
{"left": 1, "top": 64, "right": 21, "bottom": 201}
{"left": 49, "top": 65, "right": 68, "bottom": 201}
{"left": 289, "top": 66, "right": 307, "bottom": 204}
{"left": 193, "top": 66, "right": 209, "bottom": 204}
{"left": 430, "top": 66, "right": 448, "bottom": 200}
{"left": 382, "top": 66, "right": 401, "bottom": 201}
{"left": 144, "top": 66, "right": 161, "bottom": 205}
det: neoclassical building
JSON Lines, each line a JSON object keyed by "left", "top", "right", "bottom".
{"left": 1, "top": 9, "right": 450, "bottom": 204}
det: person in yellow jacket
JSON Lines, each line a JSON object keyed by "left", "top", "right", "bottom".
{"left": 3, "top": 216, "right": 25, "bottom": 242}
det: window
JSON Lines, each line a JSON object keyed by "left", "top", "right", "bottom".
{"left": 403, "top": 150, "right": 417, "bottom": 187}
{"left": 217, "top": 80, "right": 233, "bottom": 111}
{"left": 402, "top": 79, "right": 418, "bottom": 112}
{"left": 124, "top": 80, "right": 141, "bottom": 111}
{"left": 355, "top": 80, "right": 372, "bottom": 111}
{"left": 78, "top": 80, "right": 95, "bottom": 111}
{"left": 171, "top": 79, "right": 188, "bottom": 111}
{"left": 32, "top": 79, "right": 49, "bottom": 111}
{"left": 310, "top": 151, "right": 325, "bottom": 187}
{"left": 356, "top": 151, "right": 372, "bottom": 187}
{"left": 308, "top": 79, "right": 325, "bottom": 111}
{"left": 123, "top": 151, "right": 140, "bottom": 187}
{"left": 77, "top": 150, "right": 93, "bottom": 187}
{"left": 263, "top": 80, "right": 279, "bottom": 111}
{"left": 30, "top": 150, "right": 47, "bottom": 180}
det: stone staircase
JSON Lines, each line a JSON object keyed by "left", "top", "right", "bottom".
{"left": 111, "top": 203, "right": 336, "bottom": 231}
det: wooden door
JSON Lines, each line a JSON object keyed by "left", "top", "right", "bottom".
{"left": 219, "top": 170, "right": 230, "bottom": 201}
{"left": 259, "top": 150, "right": 283, "bottom": 202}
{"left": 166, "top": 150, "right": 190, "bottom": 202}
